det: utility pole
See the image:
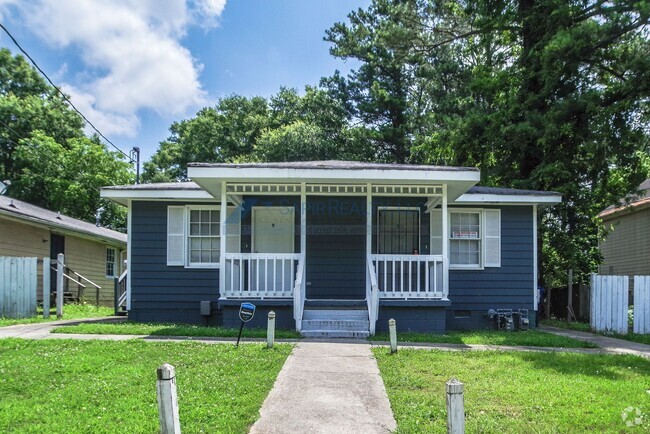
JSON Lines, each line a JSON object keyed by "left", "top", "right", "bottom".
{"left": 130, "top": 147, "right": 141, "bottom": 184}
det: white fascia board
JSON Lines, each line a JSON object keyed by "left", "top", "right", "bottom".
{"left": 454, "top": 193, "right": 561, "bottom": 205}
{"left": 187, "top": 166, "right": 480, "bottom": 184}
{"left": 101, "top": 188, "right": 215, "bottom": 206}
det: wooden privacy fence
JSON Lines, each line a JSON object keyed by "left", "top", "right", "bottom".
{"left": 590, "top": 274, "right": 629, "bottom": 334}
{"left": 633, "top": 276, "right": 650, "bottom": 334}
{"left": 0, "top": 257, "right": 38, "bottom": 318}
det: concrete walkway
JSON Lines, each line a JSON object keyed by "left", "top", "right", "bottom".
{"left": 249, "top": 340, "right": 397, "bottom": 434}
{"left": 539, "top": 325, "right": 650, "bottom": 359}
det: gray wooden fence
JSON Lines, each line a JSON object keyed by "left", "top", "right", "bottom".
{"left": 590, "top": 274, "right": 629, "bottom": 334}
{"left": 633, "top": 276, "right": 650, "bottom": 334}
{"left": 0, "top": 257, "right": 38, "bottom": 318}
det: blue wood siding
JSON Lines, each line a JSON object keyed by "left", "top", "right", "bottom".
{"left": 447, "top": 205, "right": 535, "bottom": 329}
{"left": 129, "top": 201, "right": 220, "bottom": 324}
{"left": 306, "top": 196, "right": 366, "bottom": 299}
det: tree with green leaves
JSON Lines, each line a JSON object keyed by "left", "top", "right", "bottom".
{"left": 326, "top": 0, "right": 650, "bottom": 286}
{"left": 12, "top": 132, "right": 133, "bottom": 230}
{"left": 142, "top": 95, "right": 269, "bottom": 182}
{"left": 0, "top": 48, "right": 84, "bottom": 180}
{"left": 143, "top": 87, "right": 373, "bottom": 181}
{"left": 0, "top": 48, "right": 134, "bottom": 229}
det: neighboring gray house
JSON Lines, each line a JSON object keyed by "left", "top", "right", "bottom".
{"left": 101, "top": 161, "right": 560, "bottom": 336}
{"left": 599, "top": 179, "right": 650, "bottom": 279}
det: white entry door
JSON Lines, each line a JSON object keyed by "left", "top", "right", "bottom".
{"left": 253, "top": 207, "right": 295, "bottom": 253}
{"left": 252, "top": 207, "right": 295, "bottom": 292}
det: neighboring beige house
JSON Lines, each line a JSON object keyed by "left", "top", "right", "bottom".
{"left": 0, "top": 196, "right": 127, "bottom": 306}
{"left": 598, "top": 179, "right": 650, "bottom": 280}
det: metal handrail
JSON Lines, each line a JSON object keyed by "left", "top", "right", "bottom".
{"left": 50, "top": 266, "right": 87, "bottom": 288}
{"left": 71, "top": 270, "right": 101, "bottom": 289}
{"left": 293, "top": 254, "right": 305, "bottom": 331}
{"left": 366, "top": 258, "right": 379, "bottom": 335}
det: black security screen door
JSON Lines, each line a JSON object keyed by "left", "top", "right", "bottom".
{"left": 378, "top": 209, "right": 420, "bottom": 254}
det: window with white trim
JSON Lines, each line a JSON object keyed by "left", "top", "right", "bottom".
{"left": 448, "top": 209, "right": 501, "bottom": 269}
{"left": 450, "top": 211, "right": 481, "bottom": 267}
{"left": 167, "top": 205, "right": 240, "bottom": 268}
{"left": 188, "top": 208, "right": 220, "bottom": 265}
{"left": 106, "top": 247, "right": 116, "bottom": 277}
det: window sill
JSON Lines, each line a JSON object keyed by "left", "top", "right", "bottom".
{"left": 449, "top": 265, "right": 484, "bottom": 271}
{"left": 185, "top": 264, "right": 220, "bottom": 269}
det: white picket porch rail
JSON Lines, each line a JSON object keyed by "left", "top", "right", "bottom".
{"left": 223, "top": 253, "right": 301, "bottom": 298}
{"left": 370, "top": 254, "right": 446, "bottom": 299}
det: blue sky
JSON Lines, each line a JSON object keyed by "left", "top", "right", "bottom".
{"left": 0, "top": 0, "right": 369, "bottom": 162}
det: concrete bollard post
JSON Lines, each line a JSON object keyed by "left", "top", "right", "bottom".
{"left": 389, "top": 318, "right": 397, "bottom": 354}
{"left": 42, "top": 257, "right": 50, "bottom": 318}
{"left": 267, "top": 311, "right": 276, "bottom": 349}
{"left": 446, "top": 378, "right": 465, "bottom": 434}
{"left": 56, "top": 253, "right": 64, "bottom": 318}
{"left": 157, "top": 363, "right": 181, "bottom": 434}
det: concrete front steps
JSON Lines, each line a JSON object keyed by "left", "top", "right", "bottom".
{"left": 300, "top": 308, "right": 370, "bottom": 339}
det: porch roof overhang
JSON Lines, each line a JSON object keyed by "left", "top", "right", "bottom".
{"left": 187, "top": 161, "right": 480, "bottom": 201}
{"left": 101, "top": 182, "right": 212, "bottom": 206}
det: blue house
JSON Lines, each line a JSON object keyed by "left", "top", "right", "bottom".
{"left": 101, "top": 161, "right": 560, "bottom": 337}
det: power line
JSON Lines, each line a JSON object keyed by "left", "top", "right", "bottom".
{"left": 0, "top": 23, "right": 134, "bottom": 163}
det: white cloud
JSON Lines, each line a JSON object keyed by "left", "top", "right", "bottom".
{"left": 6, "top": 0, "right": 226, "bottom": 137}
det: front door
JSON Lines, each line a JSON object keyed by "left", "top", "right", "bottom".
{"left": 252, "top": 207, "right": 295, "bottom": 292}
{"left": 252, "top": 207, "right": 294, "bottom": 253}
{"left": 50, "top": 234, "right": 65, "bottom": 295}
{"left": 306, "top": 196, "right": 366, "bottom": 299}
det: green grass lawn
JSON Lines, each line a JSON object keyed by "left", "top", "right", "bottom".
{"left": 540, "top": 318, "right": 592, "bottom": 332}
{"left": 371, "top": 330, "right": 596, "bottom": 348}
{"left": 52, "top": 321, "right": 302, "bottom": 339}
{"left": 0, "top": 338, "right": 292, "bottom": 433}
{"left": 0, "top": 304, "right": 113, "bottom": 327}
{"left": 541, "top": 319, "right": 650, "bottom": 345}
{"left": 374, "top": 348, "right": 650, "bottom": 433}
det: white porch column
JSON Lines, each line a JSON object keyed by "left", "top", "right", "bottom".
{"left": 366, "top": 182, "right": 372, "bottom": 289}
{"left": 442, "top": 184, "right": 449, "bottom": 300}
{"left": 300, "top": 182, "right": 306, "bottom": 280}
{"left": 219, "top": 181, "right": 227, "bottom": 297}
{"left": 126, "top": 199, "right": 132, "bottom": 311}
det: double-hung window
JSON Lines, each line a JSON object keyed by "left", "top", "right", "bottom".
{"left": 188, "top": 209, "right": 220, "bottom": 265}
{"left": 167, "top": 205, "right": 240, "bottom": 268}
{"left": 105, "top": 247, "right": 116, "bottom": 277}
{"left": 444, "top": 208, "right": 501, "bottom": 269}
{"left": 449, "top": 211, "right": 481, "bottom": 267}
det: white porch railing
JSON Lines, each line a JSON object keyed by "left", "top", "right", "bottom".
{"left": 223, "top": 253, "right": 301, "bottom": 298}
{"left": 366, "top": 257, "right": 379, "bottom": 335}
{"left": 293, "top": 255, "right": 306, "bottom": 331}
{"left": 370, "top": 254, "right": 447, "bottom": 299}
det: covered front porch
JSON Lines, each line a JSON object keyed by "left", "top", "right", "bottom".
{"left": 188, "top": 161, "right": 479, "bottom": 335}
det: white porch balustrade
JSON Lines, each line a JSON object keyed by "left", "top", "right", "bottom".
{"left": 223, "top": 253, "right": 301, "bottom": 298}
{"left": 370, "top": 254, "right": 447, "bottom": 299}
